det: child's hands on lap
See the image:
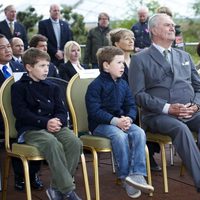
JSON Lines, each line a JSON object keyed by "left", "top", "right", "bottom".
{"left": 47, "top": 118, "right": 62, "bottom": 133}
{"left": 117, "top": 116, "right": 132, "bottom": 132}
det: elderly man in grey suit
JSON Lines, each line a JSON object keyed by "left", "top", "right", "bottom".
{"left": 129, "top": 13, "right": 200, "bottom": 192}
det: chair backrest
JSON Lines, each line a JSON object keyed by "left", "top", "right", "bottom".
{"left": 0, "top": 76, "right": 17, "bottom": 150}
{"left": 46, "top": 77, "right": 69, "bottom": 109}
{"left": 67, "top": 74, "right": 94, "bottom": 135}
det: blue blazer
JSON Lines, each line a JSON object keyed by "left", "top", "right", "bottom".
{"left": 0, "top": 20, "right": 28, "bottom": 49}
{"left": 38, "top": 18, "right": 73, "bottom": 65}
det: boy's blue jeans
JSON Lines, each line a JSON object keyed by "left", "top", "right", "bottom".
{"left": 93, "top": 124, "right": 147, "bottom": 179}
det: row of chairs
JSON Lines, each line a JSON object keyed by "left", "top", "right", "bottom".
{"left": 0, "top": 74, "right": 196, "bottom": 200}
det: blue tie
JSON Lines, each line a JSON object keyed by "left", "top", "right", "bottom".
{"left": 2, "top": 65, "right": 11, "bottom": 79}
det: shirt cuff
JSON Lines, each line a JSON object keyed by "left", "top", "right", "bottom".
{"left": 110, "top": 117, "right": 118, "bottom": 126}
{"left": 162, "top": 103, "right": 170, "bottom": 114}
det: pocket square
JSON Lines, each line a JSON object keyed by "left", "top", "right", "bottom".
{"left": 182, "top": 61, "right": 189, "bottom": 66}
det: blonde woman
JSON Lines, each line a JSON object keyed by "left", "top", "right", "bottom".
{"left": 58, "top": 41, "right": 84, "bottom": 81}
{"left": 108, "top": 28, "right": 135, "bottom": 82}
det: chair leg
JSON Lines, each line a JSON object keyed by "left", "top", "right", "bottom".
{"left": 160, "top": 143, "right": 169, "bottom": 193}
{"left": 110, "top": 152, "right": 115, "bottom": 173}
{"left": 2, "top": 154, "right": 11, "bottom": 200}
{"left": 90, "top": 148, "right": 99, "bottom": 200}
{"left": 145, "top": 145, "right": 153, "bottom": 196}
{"left": 21, "top": 157, "right": 32, "bottom": 200}
{"left": 169, "top": 144, "right": 174, "bottom": 166}
{"left": 180, "top": 162, "right": 185, "bottom": 176}
{"left": 80, "top": 153, "right": 91, "bottom": 200}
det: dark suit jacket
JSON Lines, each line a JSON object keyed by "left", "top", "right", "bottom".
{"left": 0, "top": 60, "right": 25, "bottom": 131}
{"left": 129, "top": 45, "right": 200, "bottom": 121}
{"left": 38, "top": 18, "right": 73, "bottom": 66}
{"left": 58, "top": 61, "right": 78, "bottom": 82}
{"left": 48, "top": 62, "right": 59, "bottom": 78}
{"left": 0, "top": 20, "right": 28, "bottom": 49}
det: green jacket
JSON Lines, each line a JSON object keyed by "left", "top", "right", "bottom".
{"left": 83, "top": 25, "right": 111, "bottom": 66}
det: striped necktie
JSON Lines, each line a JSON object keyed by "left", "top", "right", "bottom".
{"left": 2, "top": 65, "right": 11, "bottom": 79}
{"left": 9, "top": 22, "right": 14, "bottom": 35}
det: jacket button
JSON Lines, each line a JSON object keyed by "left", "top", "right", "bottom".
{"left": 37, "top": 99, "right": 40, "bottom": 102}
{"left": 37, "top": 119, "right": 41, "bottom": 123}
{"left": 38, "top": 109, "right": 41, "bottom": 113}
{"left": 47, "top": 100, "right": 51, "bottom": 103}
{"left": 29, "top": 81, "right": 32, "bottom": 84}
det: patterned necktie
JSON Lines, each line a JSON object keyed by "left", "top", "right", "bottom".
{"left": 9, "top": 22, "right": 14, "bottom": 35}
{"left": 163, "top": 49, "right": 170, "bottom": 63}
{"left": 163, "top": 49, "right": 173, "bottom": 72}
{"left": 2, "top": 65, "right": 11, "bottom": 79}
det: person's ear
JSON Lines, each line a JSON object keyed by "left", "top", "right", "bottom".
{"left": 103, "top": 61, "right": 109, "bottom": 72}
{"left": 114, "top": 42, "right": 119, "bottom": 47}
{"left": 25, "top": 64, "right": 32, "bottom": 72}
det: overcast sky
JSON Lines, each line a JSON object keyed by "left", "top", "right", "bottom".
{"left": 0, "top": 0, "right": 196, "bottom": 22}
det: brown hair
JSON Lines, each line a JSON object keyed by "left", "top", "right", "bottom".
{"left": 96, "top": 46, "right": 124, "bottom": 72}
{"left": 156, "top": 6, "right": 173, "bottom": 17}
{"left": 98, "top": 12, "right": 110, "bottom": 21}
{"left": 29, "top": 34, "right": 48, "bottom": 48}
{"left": 22, "top": 47, "right": 50, "bottom": 67}
{"left": 108, "top": 28, "right": 135, "bottom": 46}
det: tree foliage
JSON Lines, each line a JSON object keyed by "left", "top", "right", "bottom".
{"left": 193, "top": 0, "right": 200, "bottom": 15}
{"left": 61, "top": 4, "right": 87, "bottom": 44}
{"left": 17, "top": 6, "right": 43, "bottom": 33}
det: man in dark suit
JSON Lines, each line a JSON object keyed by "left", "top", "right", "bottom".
{"left": 0, "top": 34, "right": 43, "bottom": 191}
{"left": 129, "top": 13, "right": 200, "bottom": 193}
{"left": 38, "top": 4, "right": 73, "bottom": 67}
{"left": 0, "top": 5, "right": 28, "bottom": 49}
{"left": 29, "top": 34, "right": 59, "bottom": 78}
{"left": 10, "top": 37, "right": 24, "bottom": 63}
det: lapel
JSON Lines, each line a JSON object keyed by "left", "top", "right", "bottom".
{"left": 47, "top": 19, "right": 57, "bottom": 43}
{"left": 59, "top": 20, "right": 64, "bottom": 45}
{"left": 149, "top": 45, "right": 173, "bottom": 74}
{"left": 2, "top": 20, "right": 13, "bottom": 37}
{"left": 9, "top": 60, "right": 24, "bottom": 72}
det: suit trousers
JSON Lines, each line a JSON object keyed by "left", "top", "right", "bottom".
{"left": 24, "top": 127, "right": 82, "bottom": 194}
{"left": 144, "top": 114, "right": 200, "bottom": 189}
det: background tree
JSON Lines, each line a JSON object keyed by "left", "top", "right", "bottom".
{"left": 17, "top": 6, "right": 43, "bottom": 38}
{"left": 61, "top": 4, "right": 87, "bottom": 44}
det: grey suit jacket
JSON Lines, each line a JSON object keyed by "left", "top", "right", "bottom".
{"left": 129, "top": 45, "right": 200, "bottom": 120}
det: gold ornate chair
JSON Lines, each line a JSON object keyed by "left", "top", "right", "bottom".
{"left": 67, "top": 73, "right": 153, "bottom": 199}
{"left": 0, "top": 76, "right": 91, "bottom": 200}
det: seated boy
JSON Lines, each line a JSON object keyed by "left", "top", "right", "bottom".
{"left": 11, "top": 48, "right": 82, "bottom": 200}
{"left": 85, "top": 46, "right": 154, "bottom": 198}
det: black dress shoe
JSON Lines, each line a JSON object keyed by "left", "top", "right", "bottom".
{"left": 30, "top": 174, "right": 44, "bottom": 190}
{"left": 150, "top": 155, "right": 162, "bottom": 172}
{"left": 15, "top": 176, "right": 25, "bottom": 191}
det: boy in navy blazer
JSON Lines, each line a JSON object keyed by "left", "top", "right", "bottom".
{"left": 11, "top": 48, "right": 82, "bottom": 200}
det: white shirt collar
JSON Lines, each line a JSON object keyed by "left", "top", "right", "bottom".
{"left": 153, "top": 43, "right": 171, "bottom": 54}
{"left": 5, "top": 19, "right": 15, "bottom": 26}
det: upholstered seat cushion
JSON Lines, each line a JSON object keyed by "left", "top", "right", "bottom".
{"left": 12, "top": 143, "right": 43, "bottom": 157}
{"left": 80, "top": 135, "right": 112, "bottom": 150}
{"left": 146, "top": 132, "right": 172, "bottom": 143}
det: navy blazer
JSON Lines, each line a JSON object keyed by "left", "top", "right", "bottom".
{"left": 58, "top": 61, "right": 77, "bottom": 82}
{"left": 11, "top": 73, "right": 68, "bottom": 136}
{"left": 38, "top": 18, "right": 73, "bottom": 66}
{"left": 0, "top": 20, "right": 28, "bottom": 49}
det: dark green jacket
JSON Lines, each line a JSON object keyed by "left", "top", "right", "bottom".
{"left": 83, "top": 25, "right": 111, "bottom": 66}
